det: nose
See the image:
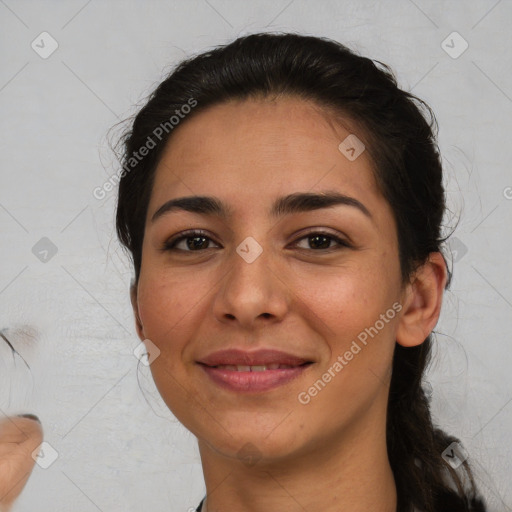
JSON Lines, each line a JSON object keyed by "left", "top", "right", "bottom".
{"left": 212, "top": 240, "right": 290, "bottom": 329}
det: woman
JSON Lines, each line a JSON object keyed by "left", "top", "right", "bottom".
{"left": 115, "top": 33, "right": 488, "bottom": 511}
{"left": 0, "top": 32, "right": 488, "bottom": 512}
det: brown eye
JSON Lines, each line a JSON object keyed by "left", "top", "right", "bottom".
{"left": 293, "top": 231, "right": 351, "bottom": 251}
{"left": 162, "top": 230, "right": 220, "bottom": 252}
{"left": 161, "top": 230, "right": 351, "bottom": 253}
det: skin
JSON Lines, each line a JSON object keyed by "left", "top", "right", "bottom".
{"left": 131, "top": 96, "right": 447, "bottom": 512}
{"left": 0, "top": 416, "right": 43, "bottom": 512}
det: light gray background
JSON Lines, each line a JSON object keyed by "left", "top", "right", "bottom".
{"left": 0, "top": 1, "right": 511, "bottom": 511}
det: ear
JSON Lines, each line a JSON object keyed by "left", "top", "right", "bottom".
{"left": 396, "top": 252, "right": 448, "bottom": 348}
{"left": 130, "top": 281, "right": 145, "bottom": 341}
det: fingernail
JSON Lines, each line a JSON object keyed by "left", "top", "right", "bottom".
{"left": 17, "top": 413, "right": 41, "bottom": 424}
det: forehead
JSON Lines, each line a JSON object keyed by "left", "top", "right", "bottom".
{"left": 148, "top": 96, "right": 385, "bottom": 219}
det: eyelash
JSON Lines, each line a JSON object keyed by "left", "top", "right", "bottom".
{"left": 162, "top": 229, "right": 352, "bottom": 253}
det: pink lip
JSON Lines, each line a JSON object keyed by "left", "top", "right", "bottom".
{"left": 197, "top": 348, "right": 313, "bottom": 393}
{"left": 199, "top": 364, "right": 312, "bottom": 393}
{"left": 197, "top": 348, "right": 311, "bottom": 367}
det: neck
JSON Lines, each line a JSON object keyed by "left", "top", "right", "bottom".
{"left": 198, "top": 408, "right": 397, "bottom": 512}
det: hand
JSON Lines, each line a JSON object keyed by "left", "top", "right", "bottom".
{"left": 0, "top": 415, "right": 43, "bottom": 512}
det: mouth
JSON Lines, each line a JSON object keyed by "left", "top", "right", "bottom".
{"left": 204, "top": 362, "right": 312, "bottom": 371}
{"left": 197, "top": 349, "right": 314, "bottom": 392}
{"left": 197, "top": 348, "right": 313, "bottom": 367}
{"left": 198, "top": 363, "right": 313, "bottom": 393}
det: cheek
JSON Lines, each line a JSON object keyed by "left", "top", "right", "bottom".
{"left": 287, "top": 255, "right": 399, "bottom": 380}
{"left": 294, "top": 268, "right": 398, "bottom": 409}
{"left": 135, "top": 275, "right": 201, "bottom": 416}
{"left": 136, "top": 273, "right": 196, "bottom": 347}
{"left": 288, "top": 255, "right": 397, "bottom": 330}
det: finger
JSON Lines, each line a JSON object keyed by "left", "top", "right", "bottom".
{"left": 0, "top": 416, "right": 44, "bottom": 509}
{"left": 0, "top": 415, "right": 43, "bottom": 450}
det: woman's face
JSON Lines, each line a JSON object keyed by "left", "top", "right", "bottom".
{"left": 132, "top": 96, "right": 406, "bottom": 463}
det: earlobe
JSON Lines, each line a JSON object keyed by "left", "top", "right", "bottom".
{"left": 396, "top": 252, "right": 448, "bottom": 348}
{"left": 130, "top": 282, "right": 145, "bottom": 340}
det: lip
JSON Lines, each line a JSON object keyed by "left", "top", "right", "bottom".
{"left": 199, "top": 363, "right": 313, "bottom": 393}
{"left": 197, "top": 348, "right": 311, "bottom": 367}
{"left": 197, "top": 348, "right": 313, "bottom": 393}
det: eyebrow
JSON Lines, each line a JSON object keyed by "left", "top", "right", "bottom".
{"left": 151, "top": 191, "right": 373, "bottom": 223}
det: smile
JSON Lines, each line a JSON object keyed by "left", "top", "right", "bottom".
{"left": 198, "top": 361, "right": 313, "bottom": 393}
{"left": 212, "top": 364, "right": 298, "bottom": 371}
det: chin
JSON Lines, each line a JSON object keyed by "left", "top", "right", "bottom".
{"left": 216, "top": 436, "right": 299, "bottom": 467}
{"left": 197, "top": 421, "right": 302, "bottom": 463}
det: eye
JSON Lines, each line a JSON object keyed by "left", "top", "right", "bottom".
{"left": 162, "top": 230, "right": 221, "bottom": 252}
{"left": 292, "top": 231, "right": 351, "bottom": 251}
{"left": 162, "top": 229, "right": 351, "bottom": 253}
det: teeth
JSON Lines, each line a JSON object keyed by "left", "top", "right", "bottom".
{"left": 214, "top": 364, "right": 295, "bottom": 371}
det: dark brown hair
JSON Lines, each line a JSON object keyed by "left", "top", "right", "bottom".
{"left": 115, "top": 32, "right": 487, "bottom": 512}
